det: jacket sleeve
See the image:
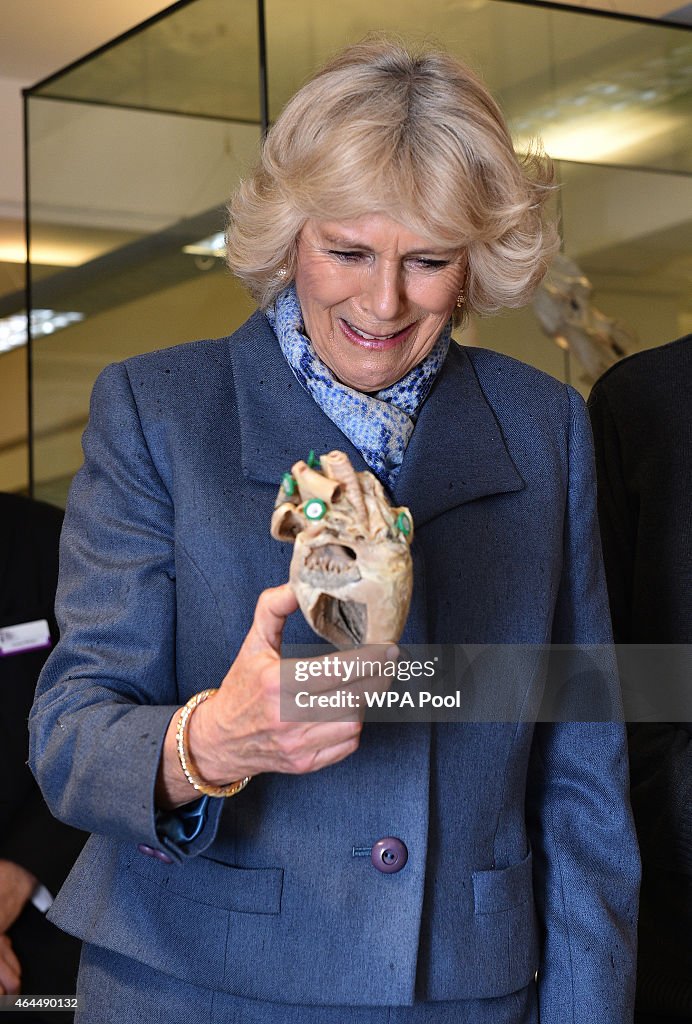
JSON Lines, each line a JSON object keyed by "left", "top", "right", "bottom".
{"left": 526, "top": 385, "right": 640, "bottom": 1024}
{"left": 29, "top": 362, "right": 224, "bottom": 862}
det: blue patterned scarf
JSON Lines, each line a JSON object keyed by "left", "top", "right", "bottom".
{"left": 266, "top": 284, "right": 451, "bottom": 491}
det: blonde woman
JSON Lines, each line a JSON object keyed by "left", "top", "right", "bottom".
{"left": 31, "top": 41, "right": 638, "bottom": 1024}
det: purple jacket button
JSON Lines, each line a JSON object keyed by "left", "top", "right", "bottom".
{"left": 137, "top": 843, "right": 173, "bottom": 864}
{"left": 371, "top": 837, "right": 408, "bottom": 874}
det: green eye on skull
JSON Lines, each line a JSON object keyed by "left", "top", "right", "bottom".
{"left": 396, "top": 511, "right": 411, "bottom": 536}
{"left": 304, "top": 498, "right": 327, "bottom": 521}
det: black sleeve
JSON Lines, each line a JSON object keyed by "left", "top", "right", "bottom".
{"left": 588, "top": 380, "right": 692, "bottom": 876}
{"left": 0, "top": 787, "right": 87, "bottom": 896}
{"left": 587, "top": 382, "right": 636, "bottom": 642}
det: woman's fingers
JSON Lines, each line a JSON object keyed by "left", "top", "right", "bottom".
{"left": 0, "top": 934, "right": 21, "bottom": 996}
{"left": 265, "top": 719, "right": 363, "bottom": 775}
{"left": 292, "top": 733, "right": 364, "bottom": 775}
{"left": 284, "top": 643, "right": 396, "bottom": 695}
{"left": 211, "top": 643, "right": 395, "bottom": 776}
{"left": 245, "top": 584, "right": 299, "bottom": 656}
{"left": 195, "top": 587, "right": 397, "bottom": 782}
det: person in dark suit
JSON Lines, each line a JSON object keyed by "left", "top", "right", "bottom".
{"left": 30, "top": 41, "right": 639, "bottom": 1024}
{"left": 0, "top": 493, "right": 86, "bottom": 1021}
{"left": 589, "top": 335, "right": 692, "bottom": 1024}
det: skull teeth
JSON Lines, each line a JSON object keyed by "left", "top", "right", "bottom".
{"left": 302, "top": 544, "right": 361, "bottom": 587}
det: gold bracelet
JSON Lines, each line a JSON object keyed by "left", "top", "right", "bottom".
{"left": 175, "top": 688, "right": 252, "bottom": 798}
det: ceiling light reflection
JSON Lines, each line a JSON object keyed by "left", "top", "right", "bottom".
{"left": 515, "top": 108, "right": 682, "bottom": 163}
{"left": 0, "top": 310, "right": 85, "bottom": 354}
{"left": 182, "top": 231, "right": 226, "bottom": 258}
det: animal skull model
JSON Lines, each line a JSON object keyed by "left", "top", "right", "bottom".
{"left": 271, "top": 450, "right": 414, "bottom": 648}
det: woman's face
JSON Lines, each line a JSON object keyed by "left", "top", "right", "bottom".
{"left": 293, "top": 213, "right": 466, "bottom": 393}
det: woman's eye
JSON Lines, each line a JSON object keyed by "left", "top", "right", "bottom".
{"left": 412, "top": 258, "right": 449, "bottom": 271}
{"left": 328, "top": 250, "right": 363, "bottom": 263}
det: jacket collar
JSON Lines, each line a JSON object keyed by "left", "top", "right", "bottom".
{"left": 229, "top": 311, "right": 524, "bottom": 526}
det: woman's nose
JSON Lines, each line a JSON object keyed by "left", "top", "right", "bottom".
{"left": 362, "top": 264, "right": 405, "bottom": 321}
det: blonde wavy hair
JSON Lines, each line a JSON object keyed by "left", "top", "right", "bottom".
{"left": 226, "top": 39, "right": 558, "bottom": 320}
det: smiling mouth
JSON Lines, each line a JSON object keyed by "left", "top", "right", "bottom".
{"left": 339, "top": 319, "right": 415, "bottom": 349}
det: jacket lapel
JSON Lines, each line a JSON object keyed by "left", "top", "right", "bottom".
{"left": 229, "top": 311, "right": 370, "bottom": 490}
{"left": 230, "top": 314, "right": 524, "bottom": 524}
{"left": 394, "top": 342, "right": 525, "bottom": 525}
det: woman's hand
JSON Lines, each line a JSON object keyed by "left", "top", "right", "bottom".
{"left": 156, "top": 584, "right": 394, "bottom": 808}
{"left": 0, "top": 934, "right": 21, "bottom": 996}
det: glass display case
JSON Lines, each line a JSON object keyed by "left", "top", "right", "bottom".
{"left": 10, "top": 0, "right": 691, "bottom": 500}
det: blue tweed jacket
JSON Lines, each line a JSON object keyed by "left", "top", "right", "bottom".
{"left": 30, "top": 311, "right": 639, "bottom": 1022}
